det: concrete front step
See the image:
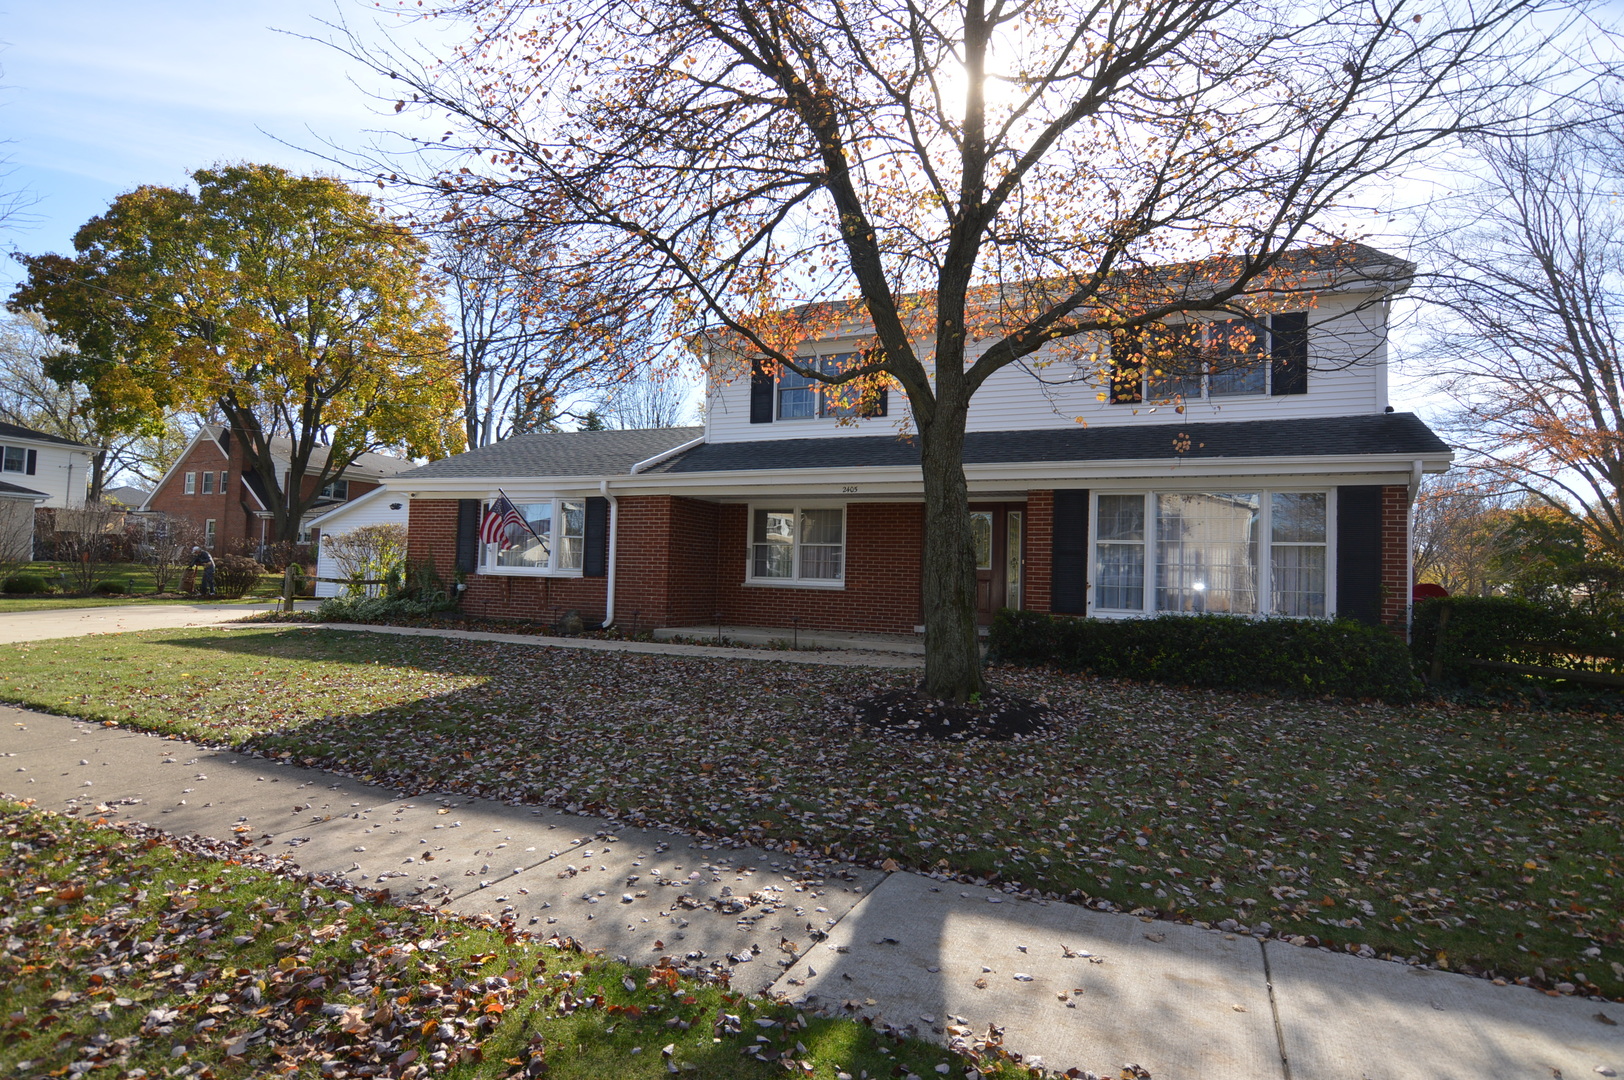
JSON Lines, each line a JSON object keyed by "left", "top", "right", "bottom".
{"left": 652, "top": 624, "right": 926, "bottom": 654}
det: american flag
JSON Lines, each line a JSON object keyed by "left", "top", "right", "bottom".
{"left": 480, "top": 496, "right": 525, "bottom": 547}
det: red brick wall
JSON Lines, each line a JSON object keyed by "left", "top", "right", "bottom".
{"left": 144, "top": 435, "right": 256, "bottom": 549}
{"left": 1380, "top": 484, "right": 1410, "bottom": 631}
{"left": 711, "top": 502, "right": 924, "bottom": 634}
{"left": 1024, "top": 490, "right": 1054, "bottom": 614}
{"left": 406, "top": 498, "right": 610, "bottom": 622}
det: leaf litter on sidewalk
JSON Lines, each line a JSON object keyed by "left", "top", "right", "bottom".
{"left": 0, "top": 800, "right": 1031, "bottom": 1080}
{"left": 2, "top": 627, "right": 1621, "bottom": 1000}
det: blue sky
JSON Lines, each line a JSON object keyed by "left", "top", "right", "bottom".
{"left": 1, "top": 0, "right": 431, "bottom": 285}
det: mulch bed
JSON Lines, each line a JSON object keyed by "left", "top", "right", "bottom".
{"left": 852, "top": 687, "right": 1049, "bottom": 740}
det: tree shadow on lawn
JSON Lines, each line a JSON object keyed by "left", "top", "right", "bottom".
{"left": 121, "top": 629, "right": 1624, "bottom": 1005}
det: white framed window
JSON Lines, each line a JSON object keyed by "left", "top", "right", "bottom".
{"left": 220, "top": 471, "right": 229, "bottom": 493}
{"left": 1, "top": 445, "right": 26, "bottom": 473}
{"left": 777, "top": 354, "right": 882, "bottom": 420}
{"left": 747, "top": 505, "right": 845, "bottom": 587}
{"left": 319, "top": 479, "right": 349, "bottom": 501}
{"left": 184, "top": 471, "right": 196, "bottom": 494}
{"left": 204, "top": 519, "right": 217, "bottom": 548}
{"left": 1145, "top": 319, "right": 1265, "bottom": 403}
{"left": 201, "top": 471, "right": 214, "bottom": 495}
{"left": 481, "top": 498, "right": 586, "bottom": 575}
{"left": 1090, "top": 490, "right": 1332, "bottom": 618}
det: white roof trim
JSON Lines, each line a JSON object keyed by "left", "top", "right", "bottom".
{"left": 629, "top": 435, "right": 707, "bottom": 474}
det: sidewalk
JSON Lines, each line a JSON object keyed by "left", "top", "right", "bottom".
{"left": 2, "top": 704, "right": 1617, "bottom": 1080}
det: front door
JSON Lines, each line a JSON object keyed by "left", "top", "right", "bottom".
{"left": 970, "top": 503, "right": 1025, "bottom": 624}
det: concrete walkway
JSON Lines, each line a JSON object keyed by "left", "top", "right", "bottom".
{"left": 0, "top": 600, "right": 319, "bottom": 645}
{"left": 2, "top": 704, "right": 1618, "bottom": 1080}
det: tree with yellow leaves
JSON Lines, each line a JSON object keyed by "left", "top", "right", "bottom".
{"left": 11, "top": 164, "right": 464, "bottom": 543}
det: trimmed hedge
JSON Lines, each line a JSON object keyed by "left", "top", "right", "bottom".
{"left": 92, "top": 578, "right": 129, "bottom": 596}
{"left": 1410, "top": 596, "right": 1622, "bottom": 685}
{"left": 989, "top": 609, "right": 1421, "bottom": 702}
{"left": 1, "top": 573, "right": 48, "bottom": 595}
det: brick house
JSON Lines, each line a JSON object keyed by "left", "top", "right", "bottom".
{"left": 389, "top": 246, "right": 1450, "bottom": 635}
{"left": 139, "top": 425, "right": 416, "bottom": 554}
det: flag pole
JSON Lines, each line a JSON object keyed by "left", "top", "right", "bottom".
{"left": 495, "top": 487, "right": 549, "bottom": 549}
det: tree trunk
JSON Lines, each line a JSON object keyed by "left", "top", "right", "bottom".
{"left": 88, "top": 450, "right": 107, "bottom": 504}
{"left": 918, "top": 401, "right": 984, "bottom": 702}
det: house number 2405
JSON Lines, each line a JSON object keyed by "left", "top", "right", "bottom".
{"left": 841, "top": 486, "right": 859, "bottom": 494}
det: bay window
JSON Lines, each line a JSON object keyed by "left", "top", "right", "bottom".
{"left": 749, "top": 505, "right": 844, "bottom": 586}
{"left": 1092, "top": 490, "right": 1330, "bottom": 617}
{"left": 482, "top": 498, "right": 586, "bottom": 574}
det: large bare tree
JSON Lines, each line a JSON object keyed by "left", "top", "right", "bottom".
{"left": 346, "top": 0, "right": 1591, "bottom": 700}
{"left": 1421, "top": 120, "right": 1624, "bottom": 559}
{"left": 434, "top": 205, "right": 641, "bottom": 444}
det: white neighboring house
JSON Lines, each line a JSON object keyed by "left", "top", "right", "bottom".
{"left": 0, "top": 421, "right": 95, "bottom": 562}
{"left": 308, "top": 487, "right": 411, "bottom": 598}
{"left": 0, "top": 420, "right": 93, "bottom": 509}
{"left": 0, "top": 480, "right": 48, "bottom": 562}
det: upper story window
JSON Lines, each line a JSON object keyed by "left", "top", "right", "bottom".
{"left": 481, "top": 498, "right": 585, "bottom": 575}
{"left": 1109, "top": 312, "right": 1308, "bottom": 405}
{"left": 201, "top": 471, "right": 214, "bottom": 495}
{"left": 319, "top": 479, "right": 349, "bottom": 501}
{"left": 184, "top": 471, "right": 196, "bottom": 494}
{"left": 751, "top": 355, "right": 888, "bottom": 424}
{"left": 748, "top": 505, "right": 845, "bottom": 586}
{"left": 1, "top": 445, "right": 35, "bottom": 474}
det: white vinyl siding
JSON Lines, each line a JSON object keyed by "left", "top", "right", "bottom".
{"left": 704, "top": 292, "right": 1389, "bottom": 443}
{"left": 313, "top": 493, "right": 411, "bottom": 598}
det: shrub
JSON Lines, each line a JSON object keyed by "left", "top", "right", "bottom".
{"left": 2, "top": 573, "right": 48, "bottom": 595}
{"left": 92, "top": 578, "right": 129, "bottom": 596}
{"left": 314, "top": 561, "right": 456, "bottom": 623}
{"left": 1410, "top": 595, "right": 1622, "bottom": 686}
{"left": 213, "top": 555, "right": 266, "bottom": 599}
{"left": 988, "top": 609, "right": 1422, "bottom": 703}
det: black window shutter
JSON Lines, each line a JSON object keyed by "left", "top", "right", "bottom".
{"left": 455, "top": 499, "right": 482, "bottom": 575}
{"left": 25, "top": 449, "right": 37, "bottom": 475}
{"left": 1051, "top": 489, "right": 1090, "bottom": 614}
{"left": 1336, "top": 485, "right": 1382, "bottom": 625}
{"left": 869, "top": 388, "right": 889, "bottom": 417}
{"left": 583, "top": 497, "right": 609, "bottom": 578}
{"left": 749, "top": 359, "right": 774, "bottom": 423}
{"left": 1108, "top": 331, "right": 1144, "bottom": 404}
{"left": 1270, "top": 312, "right": 1309, "bottom": 396}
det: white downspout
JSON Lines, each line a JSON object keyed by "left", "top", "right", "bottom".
{"left": 1406, "top": 459, "right": 1422, "bottom": 641}
{"left": 600, "top": 479, "right": 619, "bottom": 629}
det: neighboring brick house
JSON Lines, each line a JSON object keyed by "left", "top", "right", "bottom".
{"left": 139, "top": 425, "right": 416, "bottom": 554}
{"left": 390, "top": 245, "right": 1451, "bottom": 636}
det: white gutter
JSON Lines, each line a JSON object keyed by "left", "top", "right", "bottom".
{"left": 629, "top": 435, "right": 706, "bottom": 475}
{"left": 599, "top": 480, "right": 619, "bottom": 629}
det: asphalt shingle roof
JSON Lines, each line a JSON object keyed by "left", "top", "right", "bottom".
{"left": 0, "top": 478, "right": 50, "bottom": 498}
{"left": 650, "top": 413, "right": 1447, "bottom": 474}
{"left": 0, "top": 420, "right": 90, "bottom": 449}
{"left": 399, "top": 427, "right": 705, "bottom": 481}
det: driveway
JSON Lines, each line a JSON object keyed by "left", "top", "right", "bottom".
{"left": 0, "top": 601, "right": 314, "bottom": 644}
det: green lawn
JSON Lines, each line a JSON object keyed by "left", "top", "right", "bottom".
{"left": 0, "top": 561, "right": 288, "bottom": 612}
{"left": 3, "top": 626, "right": 1621, "bottom": 1002}
{"left": 0, "top": 802, "right": 1014, "bottom": 1080}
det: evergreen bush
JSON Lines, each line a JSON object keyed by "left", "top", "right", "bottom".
{"left": 989, "top": 610, "right": 1421, "bottom": 702}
